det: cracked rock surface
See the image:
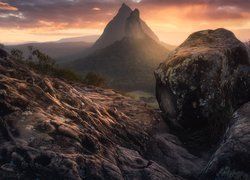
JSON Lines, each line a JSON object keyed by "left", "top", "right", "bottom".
{"left": 0, "top": 52, "right": 187, "bottom": 179}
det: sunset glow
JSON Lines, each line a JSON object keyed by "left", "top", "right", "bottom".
{"left": 1, "top": 0, "right": 250, "bottom": 45}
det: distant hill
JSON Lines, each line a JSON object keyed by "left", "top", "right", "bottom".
{"left": 161, "top": 42, "right": 177, "bottom": 50}
{"left": 6, "top": 41, "right": 93, "bottom": 64}
{"left": 71, "top": 4, "right": 169, "bottom": 93}
{"left": 73, "top": 37, "right": 168, "bottom": 92}
{"left": 57, "top": 35, "right": 99, "bottom": 43}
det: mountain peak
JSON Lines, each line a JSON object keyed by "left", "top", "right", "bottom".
{"left": 121, "top": 3, "right": 129, "bottom": 8}
{"left": 118, "top": 3, "right": 132, "bottom": 15}
{"left": 125, "top": 8, "right": 145, "bottom": 39}
{"left": 130, "top": 8, "right": 140, "bottom": 19}
{"left": 91, "top": 4, "right": 159, "bottom": 50}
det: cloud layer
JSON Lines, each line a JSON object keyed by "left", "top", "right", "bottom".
{"left": 1, "top": 0, "right": 249, "bottom": 44}
{"left": 1, "top": 0, "right": 249, "bottom": 28}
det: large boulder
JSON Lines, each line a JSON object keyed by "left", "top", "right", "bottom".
{"left": 155, "top": 28, "right": 250, "bottom": 141}
{"left": 200, "top": 102, "right": 250, "bottom": 180}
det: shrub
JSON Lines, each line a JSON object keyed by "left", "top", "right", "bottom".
{"left": 11, "top": 49, "right": 24, "bottom": 61}
{"left": 53, "top": 68, "right": 82, "bottom": 82}
{"left": 216, "top": 166, "right": 249, "bottom": 180}
{"left": 83, "top": 72, "right": 106, "bottom": 87}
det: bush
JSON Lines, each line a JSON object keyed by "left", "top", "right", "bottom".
{"left": 11, "top": 49, "right": 24, "bottom": 61}
{"left": 216, "top": 166, "right": 249, "bottom": 180}
{"left": 53, "top": 68, "right": 82, "bottom": 82}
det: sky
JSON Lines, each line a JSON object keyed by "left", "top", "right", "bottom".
{"left": 0, "top": 0, "right": 250, "bottom": 45}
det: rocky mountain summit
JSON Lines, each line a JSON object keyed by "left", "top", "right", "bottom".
{"left": 91, "top": 3, "right": 159, "bottom": 51}
{"left": 0, "top": 28, "right": 250, "bottom": 180}
{"left": 72, "top": 4, "right": 167, "bottom": 93}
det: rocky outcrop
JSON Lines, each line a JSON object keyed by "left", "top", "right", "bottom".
{"left": 155, "top": 28, "right": 250, "bottom": 142}
{"left": 201, "top": 102, "right": 250, "bottom": 180}
{"left": 145, "top": 133, "right": 206, "bottom": 179}
{"left": 0, "top": 51, "right": 187, "bottom": 179}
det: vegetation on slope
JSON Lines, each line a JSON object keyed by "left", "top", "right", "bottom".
{"left": 72, "top": 37, "right": 169, "bottom": 93}
{"left": 9, "top": 46, "right": 106, "bottom": 87}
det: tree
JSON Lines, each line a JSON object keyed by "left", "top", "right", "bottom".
{"left": 32, "top": 49, "right": 55, "bottom": 66}
{"left": 27, "top": 45, "right": 34, "bottom": 61}
{"left": 10, "top": 49, "right": 24, "bottom": 61}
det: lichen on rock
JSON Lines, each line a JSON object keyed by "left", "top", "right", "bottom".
{"left": 155, "top": 28, "right": 250, "bottom": 142}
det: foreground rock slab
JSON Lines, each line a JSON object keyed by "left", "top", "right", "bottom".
{"left": 0, "top": 53, "right": 185, "bottom": 179}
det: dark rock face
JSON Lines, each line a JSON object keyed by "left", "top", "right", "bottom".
{"left": 200, "top": 102, "right": 250, "bottom": 180}
{"left": 155, "top": 29, "right": 250, "bottom": 140}
{"left": 145, "top": 133, "right": 206, "bottom": 179}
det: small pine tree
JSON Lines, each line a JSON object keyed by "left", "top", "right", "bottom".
{"left": 11, "top": 49, "right": 24, "bottom": 61}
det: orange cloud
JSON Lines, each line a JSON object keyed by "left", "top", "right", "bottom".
{"left": 92, "top": 7, "right": 101, "bottom": 11}
{"left": 0, "top": 1, "right": 250, "bottom": 45}
{"left": 0, "top": 2, "right": 8, "bottom": 6}
{"left": 137, "top": 4, "right": 250, "bottom": 44}
{"left": 0, "top": 1, "right": 17, "bottom": 11}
